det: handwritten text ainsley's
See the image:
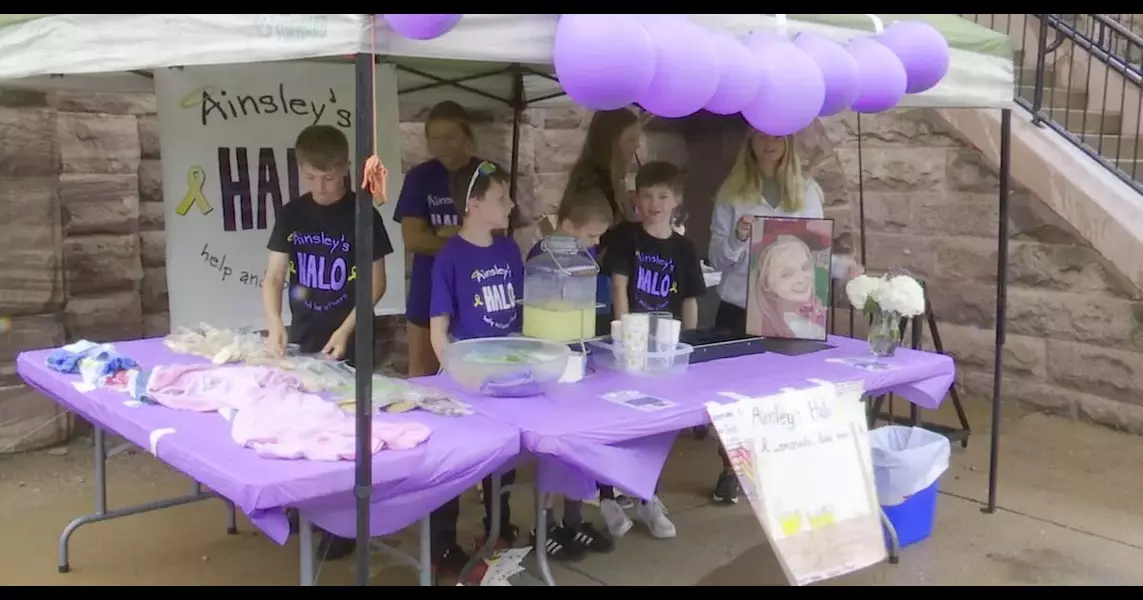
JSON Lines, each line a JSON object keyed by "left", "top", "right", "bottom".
{"left": 199, "top": 83, "right": 352, "bottom": 128}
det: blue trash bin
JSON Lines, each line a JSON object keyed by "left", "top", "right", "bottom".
{"left": 881, "top": 480, "right": 939, "bottom": 549}
{"left": 869, "top": 425, "right": 950, "bottom": 551}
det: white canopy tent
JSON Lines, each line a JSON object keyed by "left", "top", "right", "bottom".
{"left": 0, "top": 13, "right": 1016, "bottom": 587}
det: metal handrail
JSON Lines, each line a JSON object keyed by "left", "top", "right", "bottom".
{"left": 962, "top": 14, "right": 1143, "bottom": 194}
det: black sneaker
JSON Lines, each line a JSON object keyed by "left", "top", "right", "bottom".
{"left": 317, "top": 530, "right": 357, "bottom": 560}
{"left": 712, "top": 470, "right": 740, "bottom": 505}
{"left": 433, "top": 543, "right": 486, "bottom": 585}
{"left": 568, "top": 521, "right": 614, "bottom": 553}
{"left": 530, "top": 525, "right": 586, "bottom": 562}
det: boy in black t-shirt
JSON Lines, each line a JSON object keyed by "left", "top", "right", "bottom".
{"left": 598, "top": 161, "right": 704, "bottom": 541}
{"left": 262, "top": 125, "right": 393, "bottom": 560}
{"left": 264, "top": 125, "right": 393, "bottom": 367}
{"left": 606, "top": 161, "right": 705, "bottom": 328}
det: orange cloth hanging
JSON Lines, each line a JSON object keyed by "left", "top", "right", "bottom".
{"left": 361, "top": 17, "right": 388, "bottom": 206}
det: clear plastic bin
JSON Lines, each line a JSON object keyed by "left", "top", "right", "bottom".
{"left": 586, "top": 338, "right": 693, "bottom": 376}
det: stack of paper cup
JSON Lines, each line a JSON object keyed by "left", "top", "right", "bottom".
{"left": 621, "top": 313, "right": 650, "bottom": 372}
{"left": 655, "top": 318, "right": 682, "bottom": 368}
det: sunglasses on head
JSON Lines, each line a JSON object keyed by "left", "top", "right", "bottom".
{"left": 464, "top": 160, "right": 498, "bottom": 207}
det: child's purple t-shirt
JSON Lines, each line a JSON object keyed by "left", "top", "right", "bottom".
{"left": 430, "top": 235, "right": 524, "bottom": 341}
{"left": 392, "top": 159, "right": 467, "bottom": 325}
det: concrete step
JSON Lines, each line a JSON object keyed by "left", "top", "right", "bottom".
{"left": 1047, "top": 108, "right": 1122, "bottom": 134}
{"left": 1018, "top": 68, "right": 1057, "bottom": 87}
{"left": 1016, "top": 84, "right": 1088, "bottom": 107}
{"left": 1080, "top": 134, "right": 1143, "bottom": 160}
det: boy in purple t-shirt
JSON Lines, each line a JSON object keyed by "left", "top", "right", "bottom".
{"left": 427, "top": 160, "right": 521, "bottom": 582}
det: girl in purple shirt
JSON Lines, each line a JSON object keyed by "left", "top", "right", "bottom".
{"left": 393, "top": 101, "right": 483, "bottom": 379}
{"left": 426, "top": 160, "right": 522, "bottom": 582}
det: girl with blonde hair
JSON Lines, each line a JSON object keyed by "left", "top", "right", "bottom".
{"left": 748, "top": 234, "right": 829, "bottom": 340}
{"left": 706, "top": 127, "right": 860, "bottom": 506}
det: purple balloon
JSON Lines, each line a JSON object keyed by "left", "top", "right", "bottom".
{"left": 382, "top": 14, "right": 462, "bottom": 40}
{"left": 877, "top": 21, "right": 951, "bottom": 94}
{"left": 554, "top": 14, "right": 656, "bottom": 111}
{"left": 741, "top": 34, "right": 826, "bottom": 136}
{"left": 636, "top": 15, "right": 719, "bottom": 118}
{"left": 704, "top": 31, "right": 762, "bottom": 115}
{"left": 847, "top": 37, "right": 908, "bottom": 113}
{"left": 794, "top": 31, "right": 859, "bottom": 117}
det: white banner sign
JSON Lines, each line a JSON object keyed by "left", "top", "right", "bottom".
{"left": 155, "top": 61, "right": 406, "bottom": 331}
{"left": 706, "top": 381, "right": 886, "bottom": 586}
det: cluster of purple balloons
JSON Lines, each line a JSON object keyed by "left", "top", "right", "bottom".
{"left": 554, "top": 15, "right": 951, "bottom": 136}
{"left": 381, "top": 14, "right": 463, "bottom": 40}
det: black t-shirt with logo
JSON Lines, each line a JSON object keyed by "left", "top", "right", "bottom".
{"left": 267, "top": 192, "right": 393, "bottom": 358}
{"left": 604, "top": 222, "right": 706, "bottom": 321}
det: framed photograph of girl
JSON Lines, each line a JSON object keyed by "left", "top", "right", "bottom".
{"left": 746, "top": 217, "right": 835, "bottom": 342}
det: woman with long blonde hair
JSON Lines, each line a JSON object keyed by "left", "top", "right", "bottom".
{"left": 705, "top": 127, "right": 860, "bottom": 506}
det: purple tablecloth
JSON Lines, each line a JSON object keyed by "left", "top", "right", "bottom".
{"left": 418, "top": 335, "right": 955, "bottom": 502}
{"left": 17, "top": 339, "right": 521, "bottom": 544}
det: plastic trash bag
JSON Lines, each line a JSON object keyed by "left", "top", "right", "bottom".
{"left": 869, "top": 426, "right": 951, "bottom": 507}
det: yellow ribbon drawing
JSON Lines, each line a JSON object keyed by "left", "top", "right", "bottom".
{"left": 175, "top": 166, "right": 213, "bottom": 217}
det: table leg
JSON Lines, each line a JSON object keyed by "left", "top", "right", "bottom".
{"left": 458, "top": 474, "right": 501, "bottom": 584}
{"left": 57, "top": 426, "right": 215, "bottom": 574}
{"left": 418, "top": 516, "right": 432, "bottom": 586}
{"left": 533, "top": 482, "right": 556, "bottom": 586}
{"left": 225, "top": 501, "right": 238, "bottom": 534}
{"left": 192, "top": 481, "right": 238, "bottom": 534}
{"left": 299, "top": 515, "right": 315, "bottom": 586}
{"left": 880, "top": 508, "right": 900, "bottom": 565}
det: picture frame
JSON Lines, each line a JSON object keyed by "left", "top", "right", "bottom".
{"left": 746, "top": 216, "right": 835, "bottom": 342}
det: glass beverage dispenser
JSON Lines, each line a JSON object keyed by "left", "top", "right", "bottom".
{"left": 522, "top": 235, "right": 600, "bottom": 343}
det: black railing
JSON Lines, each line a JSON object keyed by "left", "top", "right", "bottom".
{"left": 961, "top": 14, "right": 1143, "bottom": 194}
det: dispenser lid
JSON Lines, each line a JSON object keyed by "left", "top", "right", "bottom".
{"left": 527, "top": 234, "right": 600, "bottom": 276}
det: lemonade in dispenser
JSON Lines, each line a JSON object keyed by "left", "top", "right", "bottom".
{"left": 522, "top": 235, "right": 599, "bottom": 342}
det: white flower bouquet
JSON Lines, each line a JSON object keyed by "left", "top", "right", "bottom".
{"left": 844, "top": 273, "right": 926, "bottom": 318}
{"left": 845, "top": 273, "right": 926, "bottom": 357}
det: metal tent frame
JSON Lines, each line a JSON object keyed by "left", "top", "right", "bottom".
{"left": 345, "top": 51, "right": 1014, "bottom": 585}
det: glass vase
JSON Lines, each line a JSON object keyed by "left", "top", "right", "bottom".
{"left": 867, "top": 310, "right": 902, "bottom": 357}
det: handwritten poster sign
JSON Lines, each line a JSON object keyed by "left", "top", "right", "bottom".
{"left": 706, "top": 381, "right": 886, "bottom": 586}
{"left": 155, "top": 61, "right": 406, "bottom": 330}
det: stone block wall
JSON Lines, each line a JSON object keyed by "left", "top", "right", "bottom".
{"left": 5, "top": 81, "right": 1143, "bottom": 451}
{"left": 820, "top": 110, "right": 1143, "bottom": 433}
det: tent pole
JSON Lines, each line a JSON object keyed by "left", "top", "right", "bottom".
{"left": 984, "top": 108, "right": 1012, "bottom": 515}
{"left": 507, "top": 65, "right": 525, "bottom": 235}
{"left": 352, "top": 49, "right": 377, "bottom": 584}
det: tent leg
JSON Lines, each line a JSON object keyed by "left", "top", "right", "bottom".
{"left": 352, "top": 49, "right": 377, "bottom": 584}
{"left": 984, "top": 108, "right": 1012, "bottom": 515}
{"left": 507, "top": 66, "right": 525, "bottom": 233}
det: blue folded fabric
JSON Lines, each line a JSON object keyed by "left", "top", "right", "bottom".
{"left": 88, "top": 349, "right": 138, "bottom": 377}
{"left": 46, "top": 340, "right": 139, "bottom": 377}
{"left": 46, "top": 340, "right": 101, "bottom": 374}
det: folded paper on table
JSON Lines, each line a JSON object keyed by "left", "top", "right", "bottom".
{"left": 705, "top": 380, "right": 886, "bottom": 586}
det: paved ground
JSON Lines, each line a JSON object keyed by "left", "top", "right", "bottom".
{"left": 1, "top": 395, "right": 1141, "bottom": 586}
